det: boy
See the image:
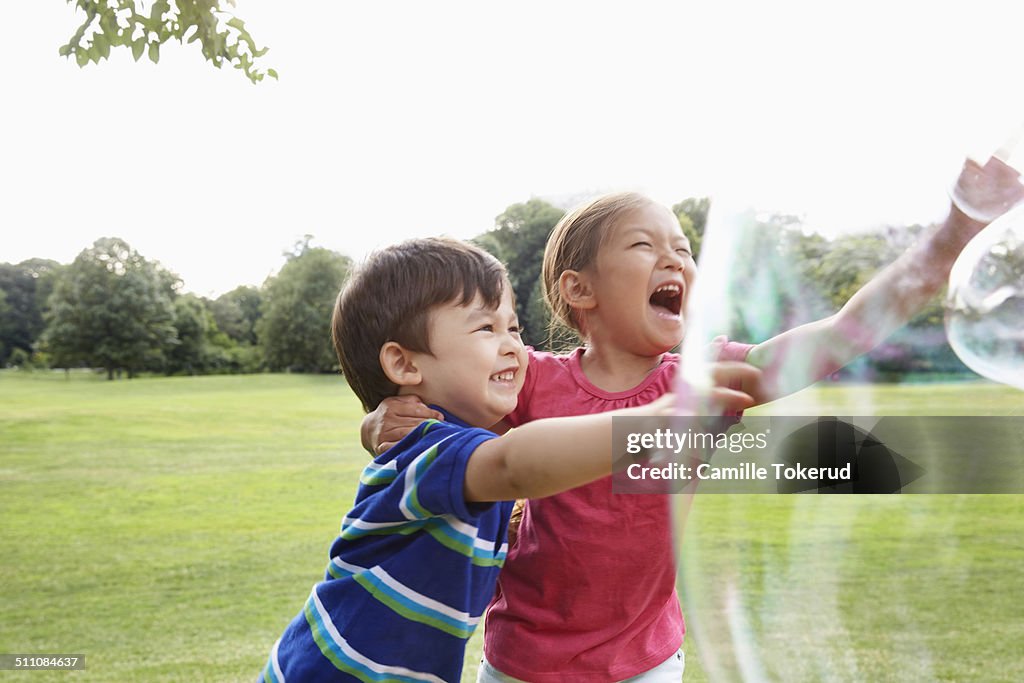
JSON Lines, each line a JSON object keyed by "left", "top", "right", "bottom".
{"left": 259, "top": 236, "right": 759, "bottom": 682}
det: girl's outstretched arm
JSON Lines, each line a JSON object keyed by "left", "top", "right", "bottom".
{"left": 463, "top": 366, "right": 759, "bottom": 503}
{"left": 746, "top": 156, "right": 1024, "bottom": 402}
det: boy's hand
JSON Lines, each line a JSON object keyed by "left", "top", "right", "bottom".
{"left": 360, "top": 395, "right": 444, "bottom": 455}
{"left": 950, "top": 155, "right": 1024, "bottom": 225}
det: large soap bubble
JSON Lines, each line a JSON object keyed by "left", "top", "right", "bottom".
{"left": 946, "top": 198, "right": 1024, "bottom": 390}
{"left": 672, "top": 179, "right": 1024, "bottom": 681}
{"left": 674, "top": 199, "right": 883, "bottom": 681}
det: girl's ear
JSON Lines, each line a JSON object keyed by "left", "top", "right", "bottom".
{"left": 379, "top": 342, "right": 422, "bottom": 387}
{"left": 559, "top": 269, "right": 596, "bottom": 310}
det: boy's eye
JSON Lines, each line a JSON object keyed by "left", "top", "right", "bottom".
{"left": 509, "top": 325, "right": 522, "bottom": 336}
{"left": 476, "top": 324, "right": 494, "bottom": 333}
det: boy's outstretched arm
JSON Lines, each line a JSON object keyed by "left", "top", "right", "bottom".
{"left": 463, "top": 363, "right": 760, "bottom": 502}
{"left": 746, "top": 156, "right": 1024, "bottom": 402}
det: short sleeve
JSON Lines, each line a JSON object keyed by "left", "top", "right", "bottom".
{"left": 710, "top": 335, "right": 755, "bottom": 363}
{"left": 350, "top": 421, "right": 501, "bottom": 528}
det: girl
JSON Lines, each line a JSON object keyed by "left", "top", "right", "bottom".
{"left": 478, "top": 193, "right": 747, "bottom": 682}
{"left": 364, "top": 157, "right": 1023, "bottom": 682}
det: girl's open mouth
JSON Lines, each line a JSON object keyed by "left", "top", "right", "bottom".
{"left": 649, "top": 283, "right": 682, "bottom": 317}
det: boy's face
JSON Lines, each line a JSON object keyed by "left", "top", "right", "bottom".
{"left": 409, "top": 286, "right": 527, "bottom": 428}
{"left": 586, "top": 203, "right": 696, "bottom": 355}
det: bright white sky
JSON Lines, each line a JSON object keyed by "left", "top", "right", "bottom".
{"left": 4, "top": 1, "right": 1024, "bottom": 297}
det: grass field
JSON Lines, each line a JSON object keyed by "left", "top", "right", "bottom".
{"left": 1, "top": 371, "right": 1022, "bottom": 681}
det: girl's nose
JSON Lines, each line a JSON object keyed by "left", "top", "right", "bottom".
{"left": 661, "top": 247, "right": 686, "bottom": 270}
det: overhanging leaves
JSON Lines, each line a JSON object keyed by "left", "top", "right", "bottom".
{"left": 60, "top": 0, "right": 277, "bottom": 84}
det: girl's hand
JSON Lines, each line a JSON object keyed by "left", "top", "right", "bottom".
{"left": 670, "top": 361, "right": 762, "bottom": 416}
{"left": 630, "top": 363, "right": 761, "bottom": 419}
{"left": 703, "top": 361, "right": 762, "bottom": 414}
{"left": 950, "top": 155, "right": 1024, "bottom": 225}
{"left": 360, "top": 395, "right": 444, "bottom": 455}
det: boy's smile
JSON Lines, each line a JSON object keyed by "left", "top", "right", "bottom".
{"left": 407, "top": 287, "right": 527, "bottom": 429}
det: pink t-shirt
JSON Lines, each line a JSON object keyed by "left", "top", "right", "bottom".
{"left": 483, "top": 340, "right": 753, "bottom": 682}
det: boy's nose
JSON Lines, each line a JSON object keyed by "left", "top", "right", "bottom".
{"left": 499, "top": 331, "right": 522, "bottom": 354}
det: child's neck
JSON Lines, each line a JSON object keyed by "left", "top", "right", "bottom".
{"left": 577, "top": 342, "right": 664, "bottom": 393}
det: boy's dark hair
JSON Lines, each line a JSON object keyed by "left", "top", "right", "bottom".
{"left": 332, "top": 237, "right": 508, "bottom": 412}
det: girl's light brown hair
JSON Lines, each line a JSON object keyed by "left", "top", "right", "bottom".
{"left": 541, "top": 192, "right": 655, "bottom": 340}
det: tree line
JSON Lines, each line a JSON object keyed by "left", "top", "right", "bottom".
{"left": 1, "top": 235, "right": 348, "bottom": 379}
{"left": 1, "top": 197, "right": 970, "bottom": 380}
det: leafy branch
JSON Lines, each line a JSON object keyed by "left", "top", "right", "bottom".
{"left": 60, "top": 0, "right": 277, "bottom": 84}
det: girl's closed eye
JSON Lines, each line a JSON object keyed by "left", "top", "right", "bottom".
{"left": 630, "top": 241, "right": 653, "bottom": 249}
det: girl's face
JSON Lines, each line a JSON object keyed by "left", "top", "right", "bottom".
{"left": 584, "top": 203, "right": 697, "bottom": 356}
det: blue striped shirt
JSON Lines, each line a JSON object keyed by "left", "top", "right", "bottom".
{"left": 261, "top": 409, "right": 513, "bottom": 683}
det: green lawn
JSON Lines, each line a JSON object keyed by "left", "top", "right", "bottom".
{"left": 1, "top": 371, "right": 365, "bottom": 682}
{"left": 0, "top": 372, "right": 1021, "bottom": 681}
{"left": 677, "top": 382, "right": 1024, "bottom": 682}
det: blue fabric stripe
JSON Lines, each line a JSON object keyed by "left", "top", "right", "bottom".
{"left": 260, "top": 657, "right": 280, "bottom": 683}
{"left": 304, "top": 592, "right": 435, "bottom": 683}
{"left": 360, "top": 465, "right": 397, "bottom": 486}
{"left": 338, "top": 515, "right": 505, "bottom": 563}
{"left": 340, "top": 518, "right": 427, "bottom": 541}
{"left": 326, "top": 559, "right": 357, "bottom": 580}
{"left": 402, "top": 443, "right": 442, "bottom": 520}
{"left": 356, "top": 570, "right": 475, "bottom": 637}
{"left": 424, "top": 517, "right": 507, "bottom": 563}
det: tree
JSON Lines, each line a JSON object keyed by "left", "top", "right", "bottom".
{"left": 672, "top": 197, "right": 711, "bottom": 261}
{"left": 207, "top": 285, "right": 263, "bottom": 374}
{"left": 165, "top": 293, "right": 233, "bottom": 375}
{"left": 753, "top": 221, "right": 970, "bottom": 379}
{"left": 61, "top": 0, "right": 276, "bottom": 84}
{"left": 257, "top": 243, "right": 351, "bottom": 373}
{"left": 812, "top": 232, "right": 896, "bottom": 311}
{"left": 474, "top": 199, "right": 565, "bottom": 349}
{"left": 856, "top": 223, "right": 968, "bottom": 378}
{"left": 210, "top": 285, "right": 262, "bottom": 345}
{"left": 0, "top": 289, "right": 9, "bottom": 362}
{"left": 41, "top": 238, "right": 178, "bottom": 379}
{"left": 0, "top": 259, "right": 63, "bottom": 366}
{"left": 707, "top": 212, "right": 834, "bottom": 345}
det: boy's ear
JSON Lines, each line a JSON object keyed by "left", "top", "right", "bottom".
{"left": 380, "top": 342, "right": 422, "bottom": 387}
{"left": 559, "top": 270, "right": 596, "bottom": 310}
